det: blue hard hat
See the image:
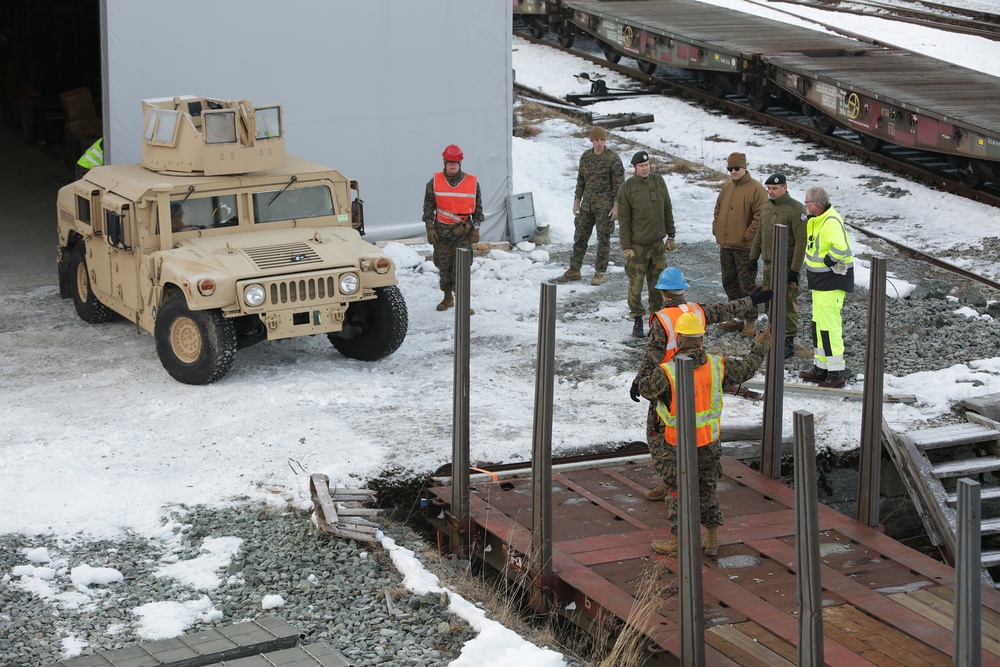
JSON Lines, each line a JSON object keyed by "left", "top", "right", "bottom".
{"left": 656, "top": 267, "right": 689, "bottom": 291}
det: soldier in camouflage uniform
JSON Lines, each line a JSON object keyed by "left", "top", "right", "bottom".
{"left": 557, "top": 126, "right": 624, "bottom": 286}
{"left": 617, "top": 151, "right": 676, "bottom": 338}
{"left": 748, "top": 173, "right": 808, "bottom": 360}
{"left": 629, "top": 267, "right": 772, "bottom": 502}
{"left": 636, "top": 313, "right": 771, "bottom": 557}
{"left": 423, "top": 144, "right": 484, "bottom": 313}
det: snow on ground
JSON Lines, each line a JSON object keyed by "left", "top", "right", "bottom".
{"left": 4, "top": 2, "right": 1000, "bottom": 663}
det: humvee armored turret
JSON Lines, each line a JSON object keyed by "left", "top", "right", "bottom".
{"left": 56, "top": 95, "right": 408, "bottom": 384}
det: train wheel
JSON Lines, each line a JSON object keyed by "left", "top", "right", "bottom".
{"left": 637, "top": 59, "right": 657, "bottom": 75}
{"left": 811, "top": 114, "right": 836, "bottom": 135}
{"left": 746, "top": 89, "right": 770, "bottom": 112}
{"left": 603, "top": 48, "right": 622, "bottom": 64}
{"left": 529, "top": 17, "right": 545, "bottom": 39}
{"left": 558, "top": 26, "right": 575, "bottom": 48}
{"left": 951, "top": 157, "right": 981, "bottom": 187}
{"left": 858, "top": 133, "right": 884, "bottom": 152}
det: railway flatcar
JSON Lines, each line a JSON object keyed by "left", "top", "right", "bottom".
{"left": 521, "top": 0, "right": 1000, "bottom": 185}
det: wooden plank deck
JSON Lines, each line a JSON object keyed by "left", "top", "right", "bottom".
{"left": 426, "top": 456, "right": 1000, "bottom": 665}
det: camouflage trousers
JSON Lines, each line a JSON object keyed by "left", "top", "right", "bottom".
{"left": 431, "top": 222, "right": 473, "bottom": 292}
{"left": 720, "top": 247, "right": 758, "bottom": 317}
{"left": 626, "top": 241, "right": 666, "bottom": 318}
{"left": 569, "top": 208, "right": 615, "bottom": 273}
{"left": 647, "top": 409, "right": 724, "bottom": 532}
{"left": 762, "top": 263, "right": 801, "bottom": 338}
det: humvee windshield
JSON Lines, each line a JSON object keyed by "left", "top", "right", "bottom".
{"left": 157, "top": 194, "right": 239, "bottom": 233}
{"left": 252, "top": 185, "right": 334, "bottom": 223}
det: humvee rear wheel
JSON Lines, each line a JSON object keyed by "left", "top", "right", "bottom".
{"left": 71, "top": 244, "right": 114, "bottom": 323}
{"left": 328, "top": 285, "right": 408, "bottom": 361}
{"left": 154, "top": 293, "right": 237, "bottom": 384}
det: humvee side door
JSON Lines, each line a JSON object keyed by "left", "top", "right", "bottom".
{"left": 98, "top": 193, "right": 140, "bottom": 322}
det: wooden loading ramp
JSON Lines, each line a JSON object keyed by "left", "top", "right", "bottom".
{"left": 426, "top": 456, "right": 1000, "bottom": 665}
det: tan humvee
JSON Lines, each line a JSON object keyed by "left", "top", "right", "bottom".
{"left": 56, "top": 95, "right": 408, "bottom": 384}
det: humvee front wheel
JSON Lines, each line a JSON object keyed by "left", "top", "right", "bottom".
{"left": 154, "top": 293, "right": 237, "bottom": 384}
{"left": 328, "top": 285, "right": 408, "bottom": 361}
{"left": 71, "top": 244, "right": 114, "bottom": 323}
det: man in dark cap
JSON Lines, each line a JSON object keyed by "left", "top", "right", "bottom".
{"left": 712, "top": 151, "right": 767, "bottom": 337}
{"left": 747, "top": 173, "right": 808, "bottom": 359}
{"left": 558, "top": 126, "right": 625, "bottom": 286}
{"left": 617, "top": 151, "right": 675, "bottom": 338}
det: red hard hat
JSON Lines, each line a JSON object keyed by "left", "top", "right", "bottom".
{"left": 442, "top": 144, "right": 464, "bottom": 162}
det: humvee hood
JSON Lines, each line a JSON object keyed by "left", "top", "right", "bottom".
{"left": 161, "top": 227, "right": 376, "bottom": 277}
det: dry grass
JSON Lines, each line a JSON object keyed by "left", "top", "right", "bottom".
{"left": 597, "top": 562, "right": 677, "bottom": 667}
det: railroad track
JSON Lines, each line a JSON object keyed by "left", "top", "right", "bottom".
{"left": 773, "top": 0, "right": 1000, "bottom": 39}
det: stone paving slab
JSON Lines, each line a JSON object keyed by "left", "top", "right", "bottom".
{"left": 46, "top": 616, "right": 300, "bottom": 667}
{"left": 205, "top": 643, "right": 354, "bottom": 667}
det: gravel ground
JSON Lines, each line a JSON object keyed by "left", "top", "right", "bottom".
{"left": 3, "top": 237, "right": 998, "bottom": 667}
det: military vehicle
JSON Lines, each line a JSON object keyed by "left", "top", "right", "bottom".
{"left": 56, "top": 95, "right": 408, "bottom": 384}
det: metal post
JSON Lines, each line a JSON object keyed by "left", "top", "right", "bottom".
{"left": 954, "top": 478, "right": 982, "bottom": 667}
{"left": 530, "top": 282, "right": 557, "bottom": 580}
{"left": 674, "top": 355, "right": 706, "bottom": 667}
{"left": 450, "top": 248, "right": 472, "bottom": 547}
{"left": 857, "top": 257, "right": 886, "bottom": 526}
{"left": 761, "top": 224, "right": 788, "bottom": 479}
{"left": 794, "top": 410, "right": 824, "bottom": 667}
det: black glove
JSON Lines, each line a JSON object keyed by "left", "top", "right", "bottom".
{"left": 629, "top": 381, "right": 640, "bottom": 403}
{"left": 788, "top": 270, "right": 799, "bottom": 284}
{"left": 824, "top": 254, "right": 837, "bottom": 268}
{"left": 746, "top": 257, "right": 758, "bottom": 274}
{"left": 749, "top": 288, "right": 772, "bottom": 305}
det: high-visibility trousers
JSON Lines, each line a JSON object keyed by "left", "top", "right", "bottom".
{"left": 810, "top": 289, "right": 846, "bottom": 371}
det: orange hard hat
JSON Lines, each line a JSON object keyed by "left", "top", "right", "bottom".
{"left": 442, "top": 144, "right": 464, "bottom": 162}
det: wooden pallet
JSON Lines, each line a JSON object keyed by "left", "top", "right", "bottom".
{"left": 309, "top": 473, "right": 380, "bottom": 544}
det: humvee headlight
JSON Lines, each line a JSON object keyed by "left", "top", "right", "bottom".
{"left": 244, "top": 283, "right": 266, "bottom": 307}
{"left": 374, "top": 258, "right": 391, "bottom": 274}
{"left": 339, "top": 273, "right": 360, "bottom": 295}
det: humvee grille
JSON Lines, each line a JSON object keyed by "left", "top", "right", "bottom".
{"left": 267, "top": 276, "right": 338, "bottom": 305}
{"left": 244, "top": 242, "right": 322, "bottom": 269}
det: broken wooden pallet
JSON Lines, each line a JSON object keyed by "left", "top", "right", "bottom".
{"left": 309, "top": 473, "right": 380, "bottom": 544}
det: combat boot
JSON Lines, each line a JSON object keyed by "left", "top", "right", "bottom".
{"left": 651, "top": 534, "right": 678, "bottom": 556}
{"left": 717, "top": 319, "right": 744, "bottom": 333}
{"left": 643, "top": 480, "right": 666, "bottom": 501}
{"left": 590, "top": 272, "right": 605, "bottom": 286}
{"left": 632, "top": 316, "right": 644, "bottom": 338}
{"left": 704, "top": 526, "right": 720, "bottom": 557}
{"left": 740, "top": 318, "right": 758, "bottom": 337}
{"left": 799, "top": 366, "right": 827, "bottom": 383}
{"left": 784, "top": 337, "right": 795, "bottom": 359}
{"left": 819, "top": 370, "right": 846, "bottom": 389}
{"left": 556, "top": 267, "right": 582, "bottom": 283}
{"left": 436, "top": 291, "right": 454, "bottom": 311}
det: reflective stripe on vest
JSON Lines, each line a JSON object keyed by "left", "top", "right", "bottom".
{"left": 655, "top": 354, "right": 725, "bottom": 447}
{"left": 805, "top": 208, "right": 853, "bottom": 273}
{"left": 433, "top": 172, "right": 477, "bottom": 224}
{"left": 77, "top": 138, "right": 104, "bottom": 169}
{"left": 651, "top": 303, "right": 706, "bottom": 364}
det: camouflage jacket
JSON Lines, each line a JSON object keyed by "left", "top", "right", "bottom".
{"left": 617, "top": 173, "right": 675, "bottom": 248}
{"left": 633, "top": 296, "right": 755, "bottom": 388}
{"left": 637, "top": 342, "right": 769, "bottom": 408}
{"left": 574, "top": 148, "right": 624, "bottom": 213}
{"left": 750, "top": 192, "right": 808, "bottom": 270}
{"left": 422, "top": 170, "right": 484, "bottom": 228}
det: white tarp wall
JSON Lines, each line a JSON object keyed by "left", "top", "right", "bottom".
{"left": 101, "top": 1, "right": 513, "bottom": 242}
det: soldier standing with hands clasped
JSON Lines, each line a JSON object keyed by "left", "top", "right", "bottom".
{"left": 618, "top": 151, "right": 676, "bottom": 338}
{"left": 557, "top": 126, "right": 625, "bottom": 286}
{"left": 747, "top": 173, "right": 808, "bottom": 359}
{"left": 423, "top": 144, "right": 483, "bottom": 314}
